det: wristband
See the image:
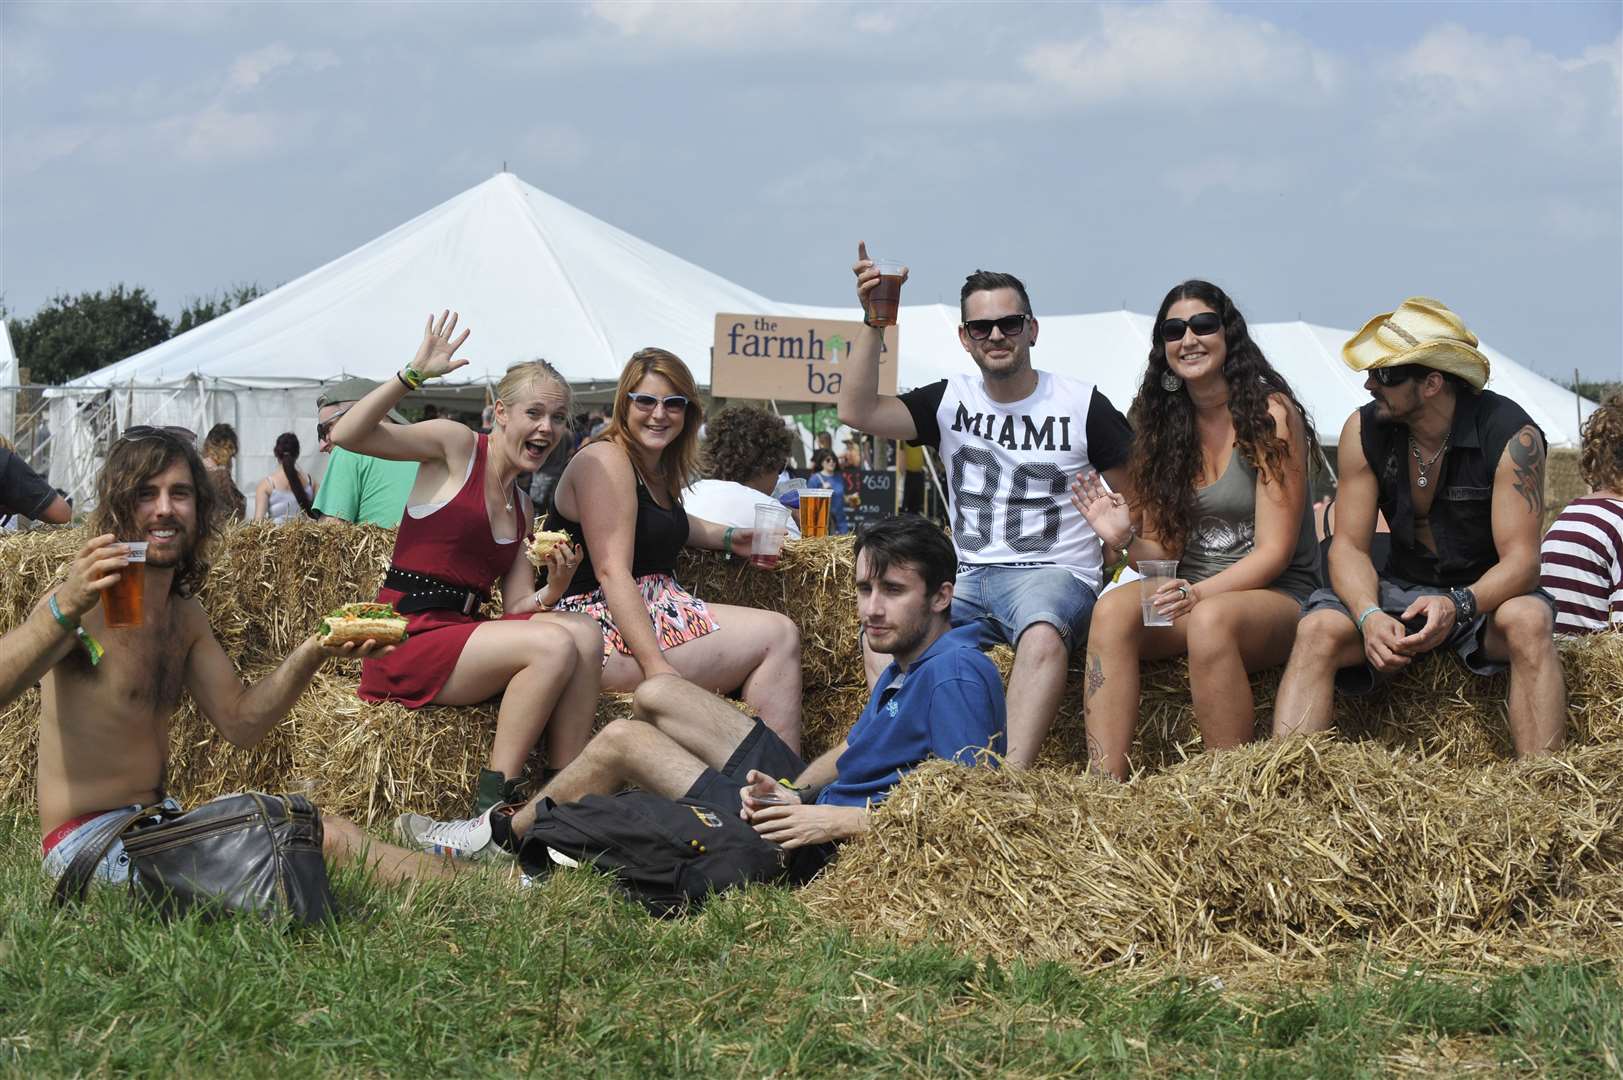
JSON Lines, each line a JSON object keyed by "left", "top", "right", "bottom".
{"left": 398, "top": 366, "right": 427, "bottom": 391}
{"left": 721, "top": 526, "right": 736, "bottom": 558}
{"left": 49, "top": 594, "right": 104, "bottom": 666}
{"left": 1355, "top": 605, "right": 1383, "bottom": 634}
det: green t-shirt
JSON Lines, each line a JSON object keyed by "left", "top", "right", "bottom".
{"left": 312, "top": 448, "right": 418, "bottom": 527}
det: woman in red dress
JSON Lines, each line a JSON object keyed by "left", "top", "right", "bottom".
{"left": 332, "top": 311, "right": 603, "bottom": 813}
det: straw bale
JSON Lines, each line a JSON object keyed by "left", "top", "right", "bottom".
{"left": 804, "top": 738, "right": 1623, "bottom": 976}
{"left": 1544, "top": 447, "right": 1586, "bottom": 531}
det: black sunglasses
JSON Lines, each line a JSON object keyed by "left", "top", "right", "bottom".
{"left": 626, "top": 392, "right": 690, "bottom": 413}
{"left": 1370, "top": 364, "right": 1427, "bottom": 387}
{"left": 118, "top": 424, "right": 197, "bottom": 445}
{"left": 963, "top": 314, "right": 1032, "bottom": 341}
{"left": 1157, "top": 313, "right": 1224, "bottom": 342}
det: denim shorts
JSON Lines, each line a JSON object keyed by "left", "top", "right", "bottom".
{"left": 1301, "top": 578, "right": 1556, "bottom": 694}
{"left": 950, "top": 563, "right": 1099, "bottom": 652}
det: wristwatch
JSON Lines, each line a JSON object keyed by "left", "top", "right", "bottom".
{"left": 1448, "top": 587, "right": 1478, "bottom": 626}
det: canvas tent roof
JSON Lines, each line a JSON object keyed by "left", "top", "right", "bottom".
{"left": 0, "top": 321, "right": 17, "bottom": 442}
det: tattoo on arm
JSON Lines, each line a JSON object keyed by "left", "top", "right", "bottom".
{"left": 1507, "top": 427, "right": 1545, "bottom": 517}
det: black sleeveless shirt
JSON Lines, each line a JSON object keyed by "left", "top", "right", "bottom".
{"left": 546, "top": 467, "right": 690, "bottom": 596}
{"left": 1358, "top": 388, "right": 1538, "bottom": 587}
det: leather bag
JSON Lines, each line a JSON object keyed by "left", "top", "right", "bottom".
{"left": 53, "top": 792, "right": 338, "bottom": 925}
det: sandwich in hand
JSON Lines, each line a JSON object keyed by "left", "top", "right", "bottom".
{"left": 318, "top": 602, "right": 409, "bottom": 647}
{"left": 526, "top": 529, "right": 573, "bottom": 569}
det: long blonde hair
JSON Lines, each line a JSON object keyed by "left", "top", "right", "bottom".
{"left": 594, "top": 348, "right": 703, "bottom": 505}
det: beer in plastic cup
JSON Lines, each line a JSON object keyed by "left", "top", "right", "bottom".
{"left": 103, "top": 542, "right": 148, "bottom": 629}
{"left": 865, "top": 258, "right": 905, "bottom": 328}
{"left": 750, "top": 503, "right": 791, "bottom": 569}
{"left": 798, "top": 489, "right": 833, "bottom": 538}
{"left": 1139, "top": 560, "right": 1179, "bottom": 627}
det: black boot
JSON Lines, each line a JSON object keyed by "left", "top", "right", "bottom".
{"left": 474, "top": 769, "right": 525, "bottom": 815}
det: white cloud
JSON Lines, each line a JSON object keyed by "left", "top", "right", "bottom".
{"left": 1020, "top": 1, "right": 1338, "bottom": 107}
{"left": 225, "top": 42, "right": 338, "bottom": 94}
{"left": 584, "top": 0, "right": 896, "bottom": 48}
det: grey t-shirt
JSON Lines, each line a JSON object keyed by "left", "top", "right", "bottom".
{"left": 1177, "top": 448, "right": 1320, "bottom": 599}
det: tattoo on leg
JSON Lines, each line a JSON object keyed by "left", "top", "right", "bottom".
{"left": 1085, "top": 653, "right": 1105, "bottom": 702}
{"left": 1086, "top": 732, "right": 1106, "bottom": 773}
{"left": 1508, "top": 426, "right": 1545, "bottom": 517}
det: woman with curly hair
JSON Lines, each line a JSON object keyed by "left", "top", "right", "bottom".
{"left": 201, "top": 423, "right": 247, "bottom": 522}
{"left": 1540, "top": 392, "right": 1623, "bottom": 634}
{"left": 683, "top": 403, "right": 800, "bottom": 537}
{"left": 1072, "top": 280, "right": 1320, "bottom": 779}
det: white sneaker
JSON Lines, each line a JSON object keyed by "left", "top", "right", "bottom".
{"left": 395, "top": 807, "right": 511, "bottom": 862}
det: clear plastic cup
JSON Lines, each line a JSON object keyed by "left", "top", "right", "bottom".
{"left": 750, "top": 503, "right": 791, "bottom": 569}
{"left": 102, "top": 541, "right": 148, "bottom": 628}
{"left": 1139, "top": 560, "right": 1179, "bottom": 627}
{"left": 798, "top": 489, "right": 833, "bottom": 538}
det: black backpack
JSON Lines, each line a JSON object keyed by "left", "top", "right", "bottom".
{"left": 516, "top": 791, "right": 788, "bottom": 916}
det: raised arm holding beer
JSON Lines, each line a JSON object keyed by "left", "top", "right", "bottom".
{"left": 838, "top": 242, "right": 1135, "bottom": 767}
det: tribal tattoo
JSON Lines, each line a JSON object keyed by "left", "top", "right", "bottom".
{"left": 1508, "top": 426, "right": 1545, "bottom": 517}
{"left": 1085, "top": 653, "right": 1105, "bottom": 702}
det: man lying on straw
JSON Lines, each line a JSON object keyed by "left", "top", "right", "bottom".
{"left": 1273, "top": 298, "right": 1568, "bottom": 755}
{"left": 0, "top": 428, "right": 453, "bottom": 892}
{"left": 397, "top": 514, "right": 1007, "bottom": 880}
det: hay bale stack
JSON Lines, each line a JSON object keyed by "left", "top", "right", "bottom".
{"left": 1545, "top": 447, "right": 1586, "bottom": 531}
{"left": 804, "top": 739, "right": 1623, "bottom": 974}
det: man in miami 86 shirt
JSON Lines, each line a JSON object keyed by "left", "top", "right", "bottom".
{"left": 839, "top": 243, "right": 1133, "bottom": 766}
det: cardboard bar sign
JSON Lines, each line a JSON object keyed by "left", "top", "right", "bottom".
{"left": 712, "top": 313, "right": 898, "bottom": 403}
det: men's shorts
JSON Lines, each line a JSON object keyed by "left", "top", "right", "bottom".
{"left": 1301, "top": 578, "right": 1557, "bottom": 695}
{"left": 40, "top": 798, "right": 181, "bottom": 888}
{"left": 684, "top": 720, "right": 834, "bottom": 885}
{"left": 950, "top": 563, "right": 1098, "bottom": 651}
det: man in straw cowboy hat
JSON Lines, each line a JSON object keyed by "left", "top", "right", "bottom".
{"left": 1273, "top": 298, "right": 1567, "bottom": 754}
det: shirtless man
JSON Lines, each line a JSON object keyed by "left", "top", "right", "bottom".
{"left": 0, "top": 426, "right": 449, "bottom": 890}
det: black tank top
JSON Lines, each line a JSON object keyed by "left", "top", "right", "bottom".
{"left": 546, "top": 466, "right": 690, "bottom": 596}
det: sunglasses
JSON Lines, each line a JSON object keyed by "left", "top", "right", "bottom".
{"left": 962, "top": 314, "right": 1032, "bottom": 341}
{"left": 627, "top": 393, "right": 689, "bottom": 413}
{"left": 118, "top": 425, "right": 197, "bottom": 445}
{"left": 1157, "top": 313, "right": 1224, "bottom": 342}
{"left": 1370, "top": 364, "right": 1426, "bottom": 387}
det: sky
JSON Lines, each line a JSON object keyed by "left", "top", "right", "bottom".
{"left": 2, "top": 0, "right": 1620, "bottom": 383}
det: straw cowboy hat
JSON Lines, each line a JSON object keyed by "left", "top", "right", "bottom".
{"left": 1342, "top": 297, "right": 1490, "bottom": 390}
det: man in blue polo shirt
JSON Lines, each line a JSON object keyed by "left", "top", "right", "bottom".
{"left": 399, "top": 514, "right": 1006, "bottom": 876}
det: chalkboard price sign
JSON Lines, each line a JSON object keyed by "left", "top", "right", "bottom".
{"left": 847, "top": 469, "right": 897, "bottom": 530}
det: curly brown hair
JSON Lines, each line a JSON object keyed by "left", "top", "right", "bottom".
{"left": 88, "top": 432, "right": 218, "bottom": 596}
{"left": 703, "top": 405, "right": 793, "bottom": 484}
{"left": 1580, "top": 391, "right": 1623, "bottom": 493}
{"left": 1126, "top": 280, "right": 1317, "bottom": 554}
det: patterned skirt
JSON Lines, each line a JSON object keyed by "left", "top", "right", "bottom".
{"left": 556, "top": 573, "right": 721, "bottom": 661}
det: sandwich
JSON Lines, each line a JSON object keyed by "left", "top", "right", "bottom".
{"left": 526, "top": 529, "right": 573, "bottom": 569}
{"left": 318, "top": 602, "right": 409, "bottom": 647}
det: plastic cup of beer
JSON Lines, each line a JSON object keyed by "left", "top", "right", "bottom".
{"left": 1139, "top": 560, "right": 1179, "bottom": 627}
{"left": 103, "top": 541, "right": 148, "bottom": 628}
{"left": 798, "top": 489, "right": 833, "bottom": 539}
{"left": 750, "top": 503, "right": 791, "bottom": 570}
{"left": 865, "top": 258, "right": 906, "bottom": 328}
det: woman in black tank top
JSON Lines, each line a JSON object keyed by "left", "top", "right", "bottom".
{"left": 547, "top": 349, "right": 805, "bottom": 751}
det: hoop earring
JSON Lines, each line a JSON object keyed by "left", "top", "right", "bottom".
{"left": 1160, "top": 370, "right": 1183, "bottom": 392}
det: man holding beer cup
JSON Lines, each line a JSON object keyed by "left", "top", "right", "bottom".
{"left": 839, "top": 244, "right": 1134, "bottom": 768}
{"left": 1, "top": 427, "right": 453, "bottom": 893}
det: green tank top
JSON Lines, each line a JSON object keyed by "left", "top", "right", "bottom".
{"left": 1176, "top": 448, "right": 1320, "bottom": 599}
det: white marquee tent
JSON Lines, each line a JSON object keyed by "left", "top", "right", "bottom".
{"left": 48, "top": 172, "right": 1597, "bottom": 506}
{"left": 0, "top": 321, "right": 17, "bottom": 444}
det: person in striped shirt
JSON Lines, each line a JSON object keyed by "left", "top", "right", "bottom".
{"left": 1540, "top": 393, "right": 1623, "bottom": 634}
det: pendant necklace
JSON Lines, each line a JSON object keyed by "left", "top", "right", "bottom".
{"left": 1410, "top": 435, "right": 1449, "bottom": 488}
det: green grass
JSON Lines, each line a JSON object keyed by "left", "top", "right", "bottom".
{"left": 1, "top": 813, "right": 1618, "bottom": 1078}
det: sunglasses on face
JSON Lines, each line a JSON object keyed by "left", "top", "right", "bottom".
{"left": 118, "top": 425, "right": 197, "bottom": 446}
{"left": 1157, "top": 313, "right": 1224, "bottom": 342}
{"left": 962, "top": 314, "right": 1032, "bottom": 341}
{"left": 1370, "top": 364, "right": 1426, "bottom": 387}
{"left": 627, "top": 393, "right": 689, "bottom": 413}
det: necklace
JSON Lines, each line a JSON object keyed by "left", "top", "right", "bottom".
{"left": 1410, "top": 434, "right": 1450, "bottom": 488}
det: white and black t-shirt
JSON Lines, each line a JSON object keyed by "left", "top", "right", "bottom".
{"left": 899, "top": 371, "right": 1132, "bottom": 590}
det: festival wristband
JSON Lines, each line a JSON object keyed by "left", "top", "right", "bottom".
{"left": 49, "top": 594, "right": 104, "bottom": 666}
{"left": 1355, "top": 605, "right": 1383, "bottom": 634}
{"left": 722, "top": 526, "right": 736, "bottom": 556}
{"left": 398, "top": 366, "right": 427, "bottom": 391}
